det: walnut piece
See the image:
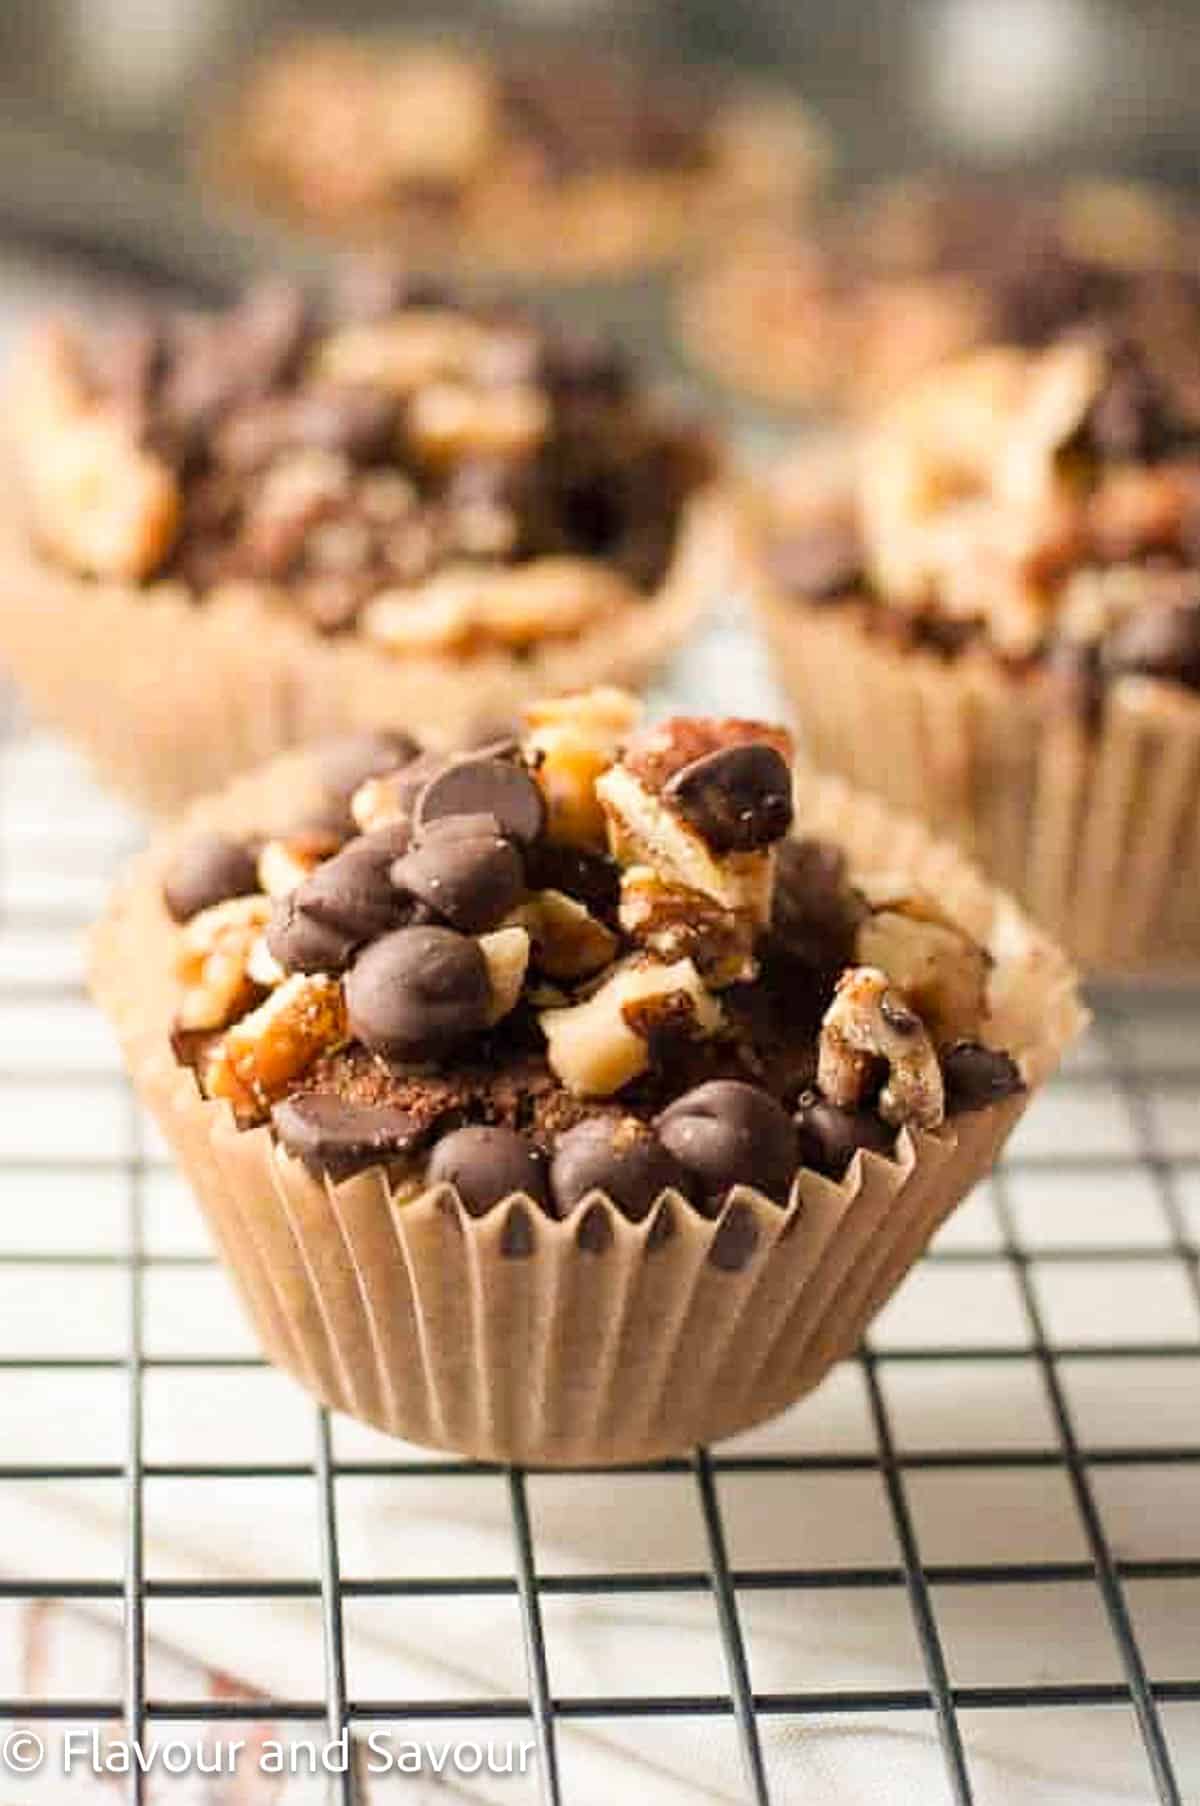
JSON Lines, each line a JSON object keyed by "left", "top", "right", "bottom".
{"left": 540, "top": 957, "right": 723, "bottom": 1096}
{"left": 478, "top": 925, "right": 531, "bottom": 1025}
{"left": 175, "top": 895, "right": 273, "bottom": 1032}
{"left": 597, "top": 745, "right": 780, "bottom": 925}
{"left": 817, "top": 965, "right": 944, "bottom": 1129}
{"left": 408, "top": 382, "right": 549, "bottom": 466}
{"left": 316, "top": 311, "right": 499, "bottom": 395}
{"left": 618, "top": 865, "right": 757, "bottom": 987}
{"left": 202, "top": 973, "right": 347, "bottom": 1122}
{"left": 257, "top": 829, "right": 342, "bottom": 899}
{"left": 511, "top": 889, "right": 618, "bottom": 981}
{"left": 362, "top": 558, "right": 634, "bottom": 658}
{"left": 522, "top": 686, "right": 642, "bottom": 850}
{"left": 855, "top": 881, "right": 989, "bottom": 1046}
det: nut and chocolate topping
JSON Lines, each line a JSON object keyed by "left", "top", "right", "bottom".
{"left": 17, "top": 278, "right": 713, "bottom": 654}
{"left": 685, "top": 175, "right": 1200, "bottom": 411}
{"left": 763, "top": 327, "right": 1200, "bottom": 706}
{"left": 205, "top": 37, "right": 824, "bottom": 277}
{"left": 167, "top": 691, "right": 1022, "bottom": 1216}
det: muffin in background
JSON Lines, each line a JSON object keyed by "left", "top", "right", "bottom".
{"left": 745, "top": 328, "right": 1200, "bottom": 972}
{"left": 679, "top": 175, "right": 1199, "bottom": 412}
{"left": 202, "top": 34, "right": 827, "bottom": 279}
{"left": 91, "top": 690, "right": 1079, "bottom": 1463}
{"left": 0, "top": 275, "right": 725, "bottom": 813}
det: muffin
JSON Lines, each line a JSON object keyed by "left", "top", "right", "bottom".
{"left": 0, "top": 276, "right": 722, "bottom": 813}
{"left": 91, "top": 689, "right": 1080, "bottom": 1464}
{"left": 747, "top": 328, "right": 1200, "bottom": 971}
{"left": 679, "top": 174, "right": 1199, "bottom": 411}
{"left": 202, "top": 35, "right": 826, "bottom": 279}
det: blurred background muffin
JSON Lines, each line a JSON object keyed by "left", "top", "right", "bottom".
{"left": 679, "top": 176, "right": 1200, "bottom": 412}
{"left": 201, "top": 33, "right": 827, "bottom": 278}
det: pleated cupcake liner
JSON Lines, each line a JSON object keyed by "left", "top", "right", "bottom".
{"left": 90, "top": 751, "right": 1082, "bottom": 1466}
{"left": 751, "top": 571, "right": 1200, "bottom": 976}
{"left": 0, "top": 484, "right": 727, "bottom": 818}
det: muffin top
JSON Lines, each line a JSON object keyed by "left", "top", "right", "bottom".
{"left": 14, "top": 276, "right": 713, "bottom": 656}
{"left": 684, "top": 175, "right": 1200, "bottom": 408}
{"left": 762, "top": 328, "right": 1200, "bottom": 705}
{"left": 204, "top": 35, "right": 824, "bottom": 267}
{"left": 163, "top": 689, "right": 1021, "bottom": 1217}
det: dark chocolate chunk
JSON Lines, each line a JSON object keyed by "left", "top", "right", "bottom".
{"left": 317, "top": 729, "right": 421, "bottom": 804}
{"left": 656, "top": 1079, "right": 798, "bottom": 1208}
{"left": 550, "top": 1116, "right": 693, "bottom": 1221}
{"left": 941, "top": 1042, "right": 1025, "bottom": 1114}
{"left": 267, "top": 824, "right": 412, "bottom": 973}
{"left": 1100, "top": 601, "right": 1200, "bottom": 694}
{"left": 345, "top": 925, "right": 490, "bottom": 1059}
{"left": 272, "top": 1093, "right": 429, "bottom": 1180}
{"left": 427, "top": 1125, "right": 550, "bottom": 1214}
{"left": 663, "top": 743, "right": 793, "bottom": 854}
{"left": 162, "top": 833, "right": 259, "bottom": 922}
{"left": 794, "top": 1091, "right": 896, "bottom": 1179}
{"left": 392, "top": 817, "right": 525, "bottom": 933}
{"left": 771, "top": 837, "right": 860, "bottom": 976}
{"left": 416, "top": 755, "right": 547, "bottom": 846}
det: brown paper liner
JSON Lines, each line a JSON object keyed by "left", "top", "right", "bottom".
{"left": 750, "top": 559, "right": 1200, "bottom": 976}
{"left": 90, "top": 753, "right": 1082, "bottom": 1464}
{"left": 0, "top": 485, "right": 726, "bottom": 818}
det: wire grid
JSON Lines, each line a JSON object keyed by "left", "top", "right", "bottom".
{"left": 0, "top": 682, "right": 1198, "bottom": 1805}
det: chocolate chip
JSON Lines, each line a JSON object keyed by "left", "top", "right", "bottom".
{"left": 267, "top": 824, "right": 411, "bottom": 973}
{"left": 656, "top": 1080, "right": 798, "bottom": 1208}
{"left": 941, "top": 1042, "right": 1024, "bottom": 1115}
{"left": 317, "top": 729, "right": 421, "bottom": 804}
{"left": 162, "top": 833, "right": 259, "bottom": 922}
{"left": 272, "top": 1093, "right": 429, "bottom": 1180}
{"left": 794, "top": 1091, "right": 896, "bottom": 1179}
{"left": 345, "top": 925, "right": 490, "bottom": 1060}
{"left": 550, "top": 1117, "right": 693, "bottom": 1221}
{"left": 416, "top": 755, "right": 547, "bottom": 846}
{"left": 766, "top": 523, "right": 864, "bottom": 600}
{"left": 427, "top": 1125, "right": 550, "bottom": 1215}
{"left": 1100, "top": 600, "right": 1200, "bottom": 694}
{"left": 392, "top": 818, "right": 525, "bottom": 933}
{"left": 664, "top": 744, "right": 793, "bottom": 854}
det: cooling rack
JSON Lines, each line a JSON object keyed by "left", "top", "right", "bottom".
{"left": 0, "top": 647, "right": 1197, "bottom": 1805}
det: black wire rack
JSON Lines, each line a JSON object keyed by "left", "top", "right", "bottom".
{"left": 0, "top": 679, "right": 1198, "bottom": 1806}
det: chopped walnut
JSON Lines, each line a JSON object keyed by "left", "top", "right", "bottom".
{"left": 202, "top": 973, "right": 347, "bottom": 1121}
{"left": 817, "top": 965, "right": 944, "bottom": 1129}
{"left": 316, "top": 312, "right": 502, "bottom": 395}
{"left": 512, "top": 888, "right": 618, "bottom": 981}
{"left": 175, "top": 895, "right": 273, "bottom": 1031}
{"left": 478, "top": 925, "right": 531, "bottom": 1025}
{"left": 408, "top": 381, "right": 549, "bottom": 466}
{"left": 522, "top": 686, "right": 642, "bottom": 850}
{"left": 855, "top": 881, "right": 989, "bottom": 1046}
{"left": 540, "top": 956, "right": 723, "bottom": 1096}
{"left": 618, "top": 865, "right": 757, "bottom": 987}
{"left": 362, "top": 558, "right": 634, "bottom": 657}
{"left": 24, "top": 393, "right": 180, "bottom": 582}
{"left": 597, "top": 723, "right": 785, "bottom": 925}
{"left": 257, "top": 829, "right": 342, "bottom": 898}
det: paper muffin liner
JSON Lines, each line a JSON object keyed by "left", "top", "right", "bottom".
{"left": 750, "top": 561, "right": 1200, "bottom": 976}
{"left": 89, "top": 748, "right": 1081, "bottom": 1465}
{"left": 0, "top": 484, "right": 726, "bottom": 818}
